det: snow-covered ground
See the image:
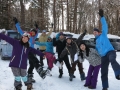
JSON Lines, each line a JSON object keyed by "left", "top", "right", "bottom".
{"left": 0, "top": 53, "right": 120, "bottom": 90}
{"left": 0, "top": 32, "right": 120, "bottom": 90}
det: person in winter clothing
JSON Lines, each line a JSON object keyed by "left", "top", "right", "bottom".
{"left": 53, "top": 32, "right": 72, "bottom": 78}
{"left": 13, "top": 17, "right": 41, "bottom": 83}
{"left": 38, "top": 27, "right": 53, "bottom": 66}
{"left": 93, "top": 9, "right": 120, "bottom": 90}
{"left": 79, "top": 41, "right": 101, "bottom": 89}
{"left": 59, "top": 30, "right": 87, "bottom": 81}
{"left": 0, "top": 32, "right": 45, "bottom": 90}
{"left": 35, "top": 36, "right": 56, "bottom": 76}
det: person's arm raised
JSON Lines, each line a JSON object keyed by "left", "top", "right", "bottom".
{"left": 0, "top": 33, "right": 16, "bottom": 46}
{"left": 99, "top": 9, "right": 108, "bottom": 36}
{"left": 13, "top": 17, "right": 24, "bottom": 35}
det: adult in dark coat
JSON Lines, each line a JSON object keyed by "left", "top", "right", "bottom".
{"left": 59, "top": 30, "right": 87, "bottom": 81}
{"left": 53, "top": 32, "right": 71, "bottom": 78}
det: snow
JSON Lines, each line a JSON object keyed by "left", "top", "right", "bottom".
{"left": 0, "top": 32, "right": 120, "bottom": 90}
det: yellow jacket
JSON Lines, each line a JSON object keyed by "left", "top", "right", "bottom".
{"left": 38, "top": 28, "right": 53, "bottom": 50}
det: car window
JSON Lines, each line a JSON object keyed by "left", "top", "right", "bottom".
{"left": 109, "top": 39, "right": 119, "bottom": 42}
{"left": 117, "top": 39, "right": 120, "bottom": 42}
{"left": 8, "top": 32, "right": 21, "bottom": 40}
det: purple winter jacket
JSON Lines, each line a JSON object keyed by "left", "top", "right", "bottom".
{"left": 0, "top": 33, "right": 44, "bottom": 69}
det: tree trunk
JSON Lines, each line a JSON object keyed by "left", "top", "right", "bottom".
{"left": 20, "top": 0, "right": 25, "bottom": 30}
{"left": 73, "top": 0, "right": 78, "bottom": 33}
{"left": 61, "top": 0, "right": 64, "bottom": 31}
{"left": 53, "top": 0, "right": 56, "bottom": 32}
{"left": 67, "top": 0, "right": 69, "bottom": 32}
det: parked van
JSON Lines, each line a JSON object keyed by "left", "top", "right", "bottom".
{"left": 0, "top": 30, "right": 21, "bottom": 60}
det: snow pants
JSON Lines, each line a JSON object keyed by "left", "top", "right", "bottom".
{"left": 101, "top": 50, "right": 120, "bottom": 89}
{"left": 58, "top": 54, "right": 71, "bottom": 75}
{"left": 11, "top": 67, "right": 32, "bottom": 87}
{"left": 39, "top": 50, "right": 46, "bottom": 66}
{"left": 85, "top": 65, "right": 101, "bottom": 88}
{"left": 45, "top": 52, "right": 56, "bottom": 69}
{"left": 70, "top": 61, "right": 84, "bottom": 74}
{"left": 28, "top": 52, "right": 40, "bottom": 74}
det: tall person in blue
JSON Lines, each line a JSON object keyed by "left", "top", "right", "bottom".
{"left": 13, "top": 17, "right": 41, "bottom": 83}
{"left": 93, "top": 9, "right": 120, "bottom": 90}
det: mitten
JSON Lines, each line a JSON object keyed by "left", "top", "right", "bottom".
{"left": 98, "top": 9, "right": 104, "bottom": 17}
{"left": 13, "top": 17, "right": 18, "bottom": 24}
{"left": 34, "top": 21, "right": 38, "bottom": 29}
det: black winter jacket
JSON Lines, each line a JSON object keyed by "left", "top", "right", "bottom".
{"left": 53, "top": 38, "right": 67, "bottom": 57}
{"left": 59, "top": 32, "right": 86, "bottom": 63}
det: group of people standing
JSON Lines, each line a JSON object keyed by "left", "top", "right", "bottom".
{"left": 0, "top": 9, "right": 120, "bottom": 90}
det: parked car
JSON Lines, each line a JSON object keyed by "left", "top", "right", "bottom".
{"left": 109, "top": 38, "right": 120, "bottom": 51}
{"left": 0, "top": 30, "right": 21, "bottom": 60}
{"left": 82, "top": 40, "right": 96, "bottom": 48}
{"left": 65, "top": 36, "right": 95, "bottom": 48}
{"left": 88, "top": 38, "right": 120, "bottom": 51}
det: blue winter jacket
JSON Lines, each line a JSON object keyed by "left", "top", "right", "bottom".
{"left": 95, "top": 17, "right": 114, "bottom": 56}
{"left": 15, "top": 23, "right": 38, "bottom": 48}
{"left": 35, "top": 41, "right": 54, "bottom": 54}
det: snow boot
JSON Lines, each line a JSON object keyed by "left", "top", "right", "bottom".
{"left": 116, "top": 74, "right": 120, "bottom": 80}
{"left": 28, "top": 74, "right": 35, "bottom": 83}
{"left": 84, "top": 84, "right": 89, "bottom": 87}
{"left": 27, "top": 83, "right": 32, "bottom": 90}
{"left": 80, "top": 72, "right": 86, "bottom": 81}
{"left": 46, "top": 69, "right": 52, "bottom": 76}
{"left": 59, "top": 74, "right": 63, "bottom": 78}
{"left": 69, "top": 74, "right": 76, "bottom": 78}
{"left": 15, "top": 84, "right": 22, "bottom": 90}
{"left": 59, "top": 69, "right": 63, "bottom": 78}
{"left": 69, "top": 74, "right": 73, "bottom": 81}
{"left": 36, "top": 66, "right": 47, "bottom": 79}
{"left": 88, "top": 86, "right": 96, "bottom": 89}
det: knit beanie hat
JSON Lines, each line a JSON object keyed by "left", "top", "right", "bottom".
{"left": 93, "top": 28, "right": 100, "bottom": 32}
{"left": 59, "top": 32, "right": 64, "bottom": 36}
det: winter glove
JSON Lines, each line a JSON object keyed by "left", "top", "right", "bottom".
{"left": 83, "top": 29, "right": 87, "bottom": 34}
{"left": 34, "top": 21, "right": 38, "bottom": 29}
{"left": 98, "top": 9, "right": 104, "bottom": 17}
{"left": 13, "top": 17, "right": 18, "bottom": 24}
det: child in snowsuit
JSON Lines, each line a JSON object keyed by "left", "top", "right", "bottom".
{"left": 79, "top": 41, "right": 101, "bottom": 89}
{"left": 0, "top": 32, "right": 45, "bottom": 90}
{"left": 35, "top": 37, "right": 56, "bottom": 76}
{"left": 93, "top": 9, "right": 120, "bottom": 90}
{"left": 59, "top": 30, "right": 87, "bottom": 81}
